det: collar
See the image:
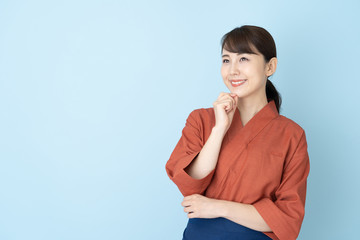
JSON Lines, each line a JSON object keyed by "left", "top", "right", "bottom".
{"left": 227, "top": 100, "right": 279, "bottom": 145}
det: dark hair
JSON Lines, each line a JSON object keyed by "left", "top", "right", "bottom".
{"left": 220, "top": 25, "right": 282, "bottom": 113}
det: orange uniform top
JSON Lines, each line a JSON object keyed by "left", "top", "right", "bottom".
{"left": 165, "top": 100, "right": 310, "bottom": 240}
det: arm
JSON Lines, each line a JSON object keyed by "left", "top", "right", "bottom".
{"left": 211, "top": 132, "right": 310, "bottom": 234}
{"left": 184, "top": 126, "right": 226, "bottom": 179}
{"left": 184, "top": 92, "right": 238, "bottom": 179}
{"left": 181, "top": 194, "right": 271, "bottom": 232}
{"left": 216, "top": 200, "right": 272, "bottom": 232}
{"left": 165, "top": 110, "right": 225, "bottom": 196}
{"left": 166, "top": 93, "right": 237, "bottom": 196}
{"left": 252, "top": 131, "right": 310, "bottom": 240}
{"left": 182, "top": 131, "right": 309, "bottom": 239}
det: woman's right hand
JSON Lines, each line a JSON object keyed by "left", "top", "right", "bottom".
{"left": 212, "top": 92, "right": 238, "bottom": 133}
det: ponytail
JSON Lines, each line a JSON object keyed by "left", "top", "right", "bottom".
{"left": 266, "top": 79, "right": 281, "bottom": 113}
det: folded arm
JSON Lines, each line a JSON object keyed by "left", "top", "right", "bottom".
{"left": 216, "top": 200, "right": 272, "bottom": 232}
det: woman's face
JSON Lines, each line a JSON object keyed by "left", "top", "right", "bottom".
{"left": 221, "top": 48, "right": 270, "bottom": 101}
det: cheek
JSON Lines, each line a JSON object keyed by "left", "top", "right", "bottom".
{"left": 220, "top": 67, "right": 227, "bottom": 80}
{"left": 256, "top": 62, "right": 268, "bottom": 77}
{"left": 248, "top": 64, "right": 265, "bottom": 79}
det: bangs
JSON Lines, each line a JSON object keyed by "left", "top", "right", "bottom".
{"left": 221, "top": 28, "right": 258, "bottom": 55}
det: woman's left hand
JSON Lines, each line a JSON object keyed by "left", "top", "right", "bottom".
{"left": 181, "top": 194, "right": 222, "bottom": 218}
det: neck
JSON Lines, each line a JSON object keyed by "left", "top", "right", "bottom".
{"left": 237, "top": 94, "right": 268, "bottom": 126}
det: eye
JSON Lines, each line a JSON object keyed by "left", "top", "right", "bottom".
{"left": 222, "top": 59, "right": 229, "bottom": 63}
{"left": 239, "top": 57, "right": 248, "bottom": 62}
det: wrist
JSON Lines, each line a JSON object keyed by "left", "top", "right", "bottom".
{"left": 211, "top": 126, "right": 227, "bottom": 137}
{"left": 214, "top": 199, "right": 228, "bottom": 218}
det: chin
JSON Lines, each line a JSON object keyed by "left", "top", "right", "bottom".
{"left": 230, "top": 91, "right": 244, "bottom": 98}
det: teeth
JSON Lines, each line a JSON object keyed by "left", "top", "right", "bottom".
{"left": 231, "top": 80, "right": 245, "bottom": 84}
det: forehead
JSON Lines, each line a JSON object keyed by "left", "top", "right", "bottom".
{"left": 222, "top": 48, "right": 260, "bottom": 57}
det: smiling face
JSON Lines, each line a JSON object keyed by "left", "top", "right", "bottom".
{"left": 221, "top": 48, "right": 272, "bottom": 102}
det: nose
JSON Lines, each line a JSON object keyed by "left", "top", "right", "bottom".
{"left": 229, "top": 61, "right": 240, "bottom": 75}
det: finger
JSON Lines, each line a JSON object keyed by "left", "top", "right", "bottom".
{"left": 214, "top": 94, "right": 235, "bottom": 109}
{"left": 220, "top": 103, "right": 230, "bottom": 112}
{"left": 218, "top": 99, "right": 233, "bottom": 112}
{"left": 229, "top": 96, "right": 238, "bottom": 111}
{"left": 183, "top": 194, "right": 195, "bottom": 201}
{"left": 226, "top": 95, "right": 237, "bottom": 111}
{"left": 219, "top": 96, "right": 237, "bottom": 109}
{"left": 188, "top": 211, "right": 196, "bottom": 218}
{"left": 184, "top": 206, "right": 192, "bottom": 213}
{"left": 218, "top": 92, "right": 228, "bottom": 98}
{"left": 230, "top": 93, "right": 237, "bottom": 104}
{"left": 217, "top": 98, "right": 233, "bottom": 105}
{"left": 234, "top": 95, "right": 238, "bottom": 107}
{"left": 182, "top": 196, "right": 190, "bottom": 203}
{"left": 217, "top": 92, "right": 233, "bottom": 101}
{"left": 181, "top": 200, "right": 191, "bottom": 207}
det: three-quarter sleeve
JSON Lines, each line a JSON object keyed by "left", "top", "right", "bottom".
{"left": 165, "top": 109, "right": 215, "bottom": 197}
{"left": 253, "top": 130, "right": 310, "bottom": 240}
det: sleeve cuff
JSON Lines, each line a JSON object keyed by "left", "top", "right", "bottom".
{"left": 253, "top": 198, "right": 292, "bottom": 240}
{"left": 172, "top": 151, "right": 215, "bottom": 196}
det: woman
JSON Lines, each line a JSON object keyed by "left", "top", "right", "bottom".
{"left": 165, "top": 25, "right": 310, "bottom": 240}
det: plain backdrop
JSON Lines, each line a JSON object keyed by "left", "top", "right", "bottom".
{"left": 1, "top": 0, "right": 359, "bottom": 239}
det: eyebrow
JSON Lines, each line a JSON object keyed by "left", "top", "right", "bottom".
{"left": 222, "top": 53, "right": 257, "bottom": 58}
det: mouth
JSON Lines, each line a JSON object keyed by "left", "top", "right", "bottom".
{"left": 230, "top": 79, "right": 247, "bottom": 87}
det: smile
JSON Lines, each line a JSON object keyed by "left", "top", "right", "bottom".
{"left": 230, "top": 79, "right": 247, "bottom": 87}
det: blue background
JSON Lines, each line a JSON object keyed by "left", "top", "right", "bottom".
{"left": 1, "top": 0, "right": 359, "bottom": 239}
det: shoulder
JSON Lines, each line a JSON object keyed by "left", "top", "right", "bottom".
{"left": 273, "top": 114, "right": 307, "bottom": 140}
{"left": 190, "top": 107, "right": 214, "bottom": 117}
{"left": 276, "top": 115, "right": 304, "bottom": 131}
{"left": 188, "top": 107, "right": 214, "bottom": 120}
{"left": 187, "top": 107, "right": 215, "bottom": 127}
{"left": 270, "top": 115, "right": 309, "bottom": 165}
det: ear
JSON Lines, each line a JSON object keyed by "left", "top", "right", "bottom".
{"left": 266, "top": 57, "right": 277, "bottom": 77}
